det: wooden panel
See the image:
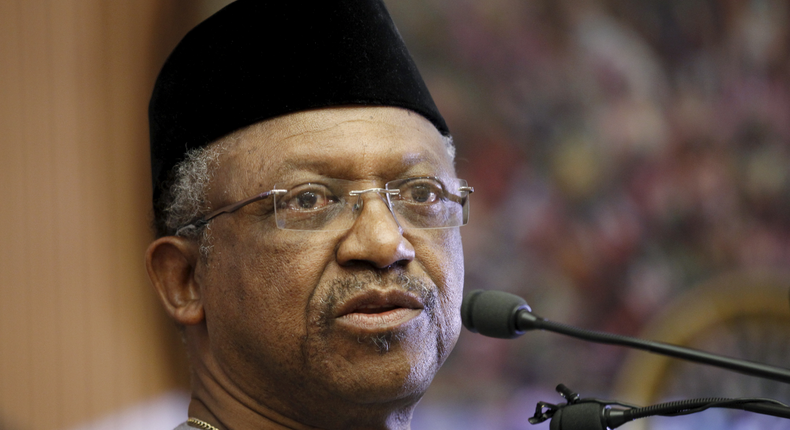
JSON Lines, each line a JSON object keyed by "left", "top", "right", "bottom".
{"left": 0, "top": 2, "right": 192, "bottom": 429}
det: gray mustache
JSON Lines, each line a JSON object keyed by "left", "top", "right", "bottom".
{"left": 315, "top": 271, "right": 438, "bottom": 325}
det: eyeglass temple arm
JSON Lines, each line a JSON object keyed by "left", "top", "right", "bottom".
{"left": 175, "top": 189, "right": 286, "bottom": 235}
{"left": 448, "top": 186, "right": 474, "bottom": 204}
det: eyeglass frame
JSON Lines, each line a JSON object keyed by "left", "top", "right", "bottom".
{"left": 175, "top": 176, "right": 474, "bottom": 236}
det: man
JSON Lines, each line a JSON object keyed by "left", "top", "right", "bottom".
{"left": 144, "top": 1, "right": 472, "bottom": 429}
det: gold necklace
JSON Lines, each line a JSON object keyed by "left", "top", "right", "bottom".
{"left": 187, "top": 417, "right": 220, "bottom": 430}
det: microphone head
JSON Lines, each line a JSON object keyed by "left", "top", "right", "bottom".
{"left": 461, "top": 290, "right": 531, "bottom": 339}
{"left": 549, "top": 403, "right": 606, "bottom": 430}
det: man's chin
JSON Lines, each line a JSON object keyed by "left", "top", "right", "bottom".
{"left": 307, "top": 331, "right": 439, "bottom": 404}
{"left": 335, "top": 363, "right": 434, "bottom": 407}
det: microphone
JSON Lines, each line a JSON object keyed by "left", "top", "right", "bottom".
{"left": 460, "top": 289, "right": 553, "bottom": 338}
{"left": 461, "top": 289, "right": 790, "bottom": 383}
{"left": 460, "top": 288, "right": 532, "bottom": 338}
{"left": 547, "top": 401, "right": 607, "bottom": 430}
{"left": 530, "top": 383, "right": 790, "bottom": 429}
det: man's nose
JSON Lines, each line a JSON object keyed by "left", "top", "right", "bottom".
{"left": 335, "top": 192, "right": 415, "bottom": 269}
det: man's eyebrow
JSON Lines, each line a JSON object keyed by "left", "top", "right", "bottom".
{"left": 279, "top": 149, "right": 433, "bottom": 173}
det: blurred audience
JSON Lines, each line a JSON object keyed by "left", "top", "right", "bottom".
{"left": 392, "top": 0, "right": 790, "bottom": 425}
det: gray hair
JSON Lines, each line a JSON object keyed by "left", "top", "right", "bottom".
{"left": 156, "top": 133, "right": 456, "bottom": 250}
{"left": 157, "top": 141, "right": 230, "bottom": 260}
{"left": 162, "top": 143, "right": 227, "bottom": 239}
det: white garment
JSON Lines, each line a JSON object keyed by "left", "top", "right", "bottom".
{"left": 63, "top": 391, "right": 190, "bottom": 430}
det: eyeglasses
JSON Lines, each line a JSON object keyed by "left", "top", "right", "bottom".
{"left": 176, "top": 176, "right": 474, "bottom": 235}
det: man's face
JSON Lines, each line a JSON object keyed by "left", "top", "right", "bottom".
{"left": 194, "top": 106, "right": 464, "bottom": 422}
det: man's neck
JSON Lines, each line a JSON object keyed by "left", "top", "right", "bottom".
{"left": 187, "top": 357, "right": 416, "bottom": 430}
{"left": 187, "top": 385, "right": 415, "bottom": 430}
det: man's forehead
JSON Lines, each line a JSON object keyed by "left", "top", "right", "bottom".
{"left": 221, "top": 107, "right": 452, "bottom": 179}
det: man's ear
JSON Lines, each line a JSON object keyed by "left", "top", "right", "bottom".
{"left": 145, "top": 236, "right": 205, "bottom": 325}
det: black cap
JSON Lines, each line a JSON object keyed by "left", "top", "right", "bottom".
{"left": 149, "top": 0, "right": 448, "bottom": 219}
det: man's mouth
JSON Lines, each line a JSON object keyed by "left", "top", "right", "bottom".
{"left": 353, "top": 304, "right": 399, "bottom": 314}
{"left": 334, "top": 290, "right": 424, "bottom": 333}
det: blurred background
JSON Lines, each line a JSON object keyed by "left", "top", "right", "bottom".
{"left": 2, "top": 1, "right": 789, "bottom": 429}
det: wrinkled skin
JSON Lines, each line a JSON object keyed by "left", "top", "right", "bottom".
{"left": 147, "top": 106, "right": 465, "bottom": 430}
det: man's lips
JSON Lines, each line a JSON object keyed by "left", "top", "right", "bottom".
{"left": 333, "top": 289, "right": 424, "bottom": 332}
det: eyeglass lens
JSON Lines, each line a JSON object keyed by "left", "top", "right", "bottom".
{"left": 273, "top": 177, "right": 470, "bottom": 231}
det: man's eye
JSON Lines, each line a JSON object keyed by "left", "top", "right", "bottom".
{"left": 296, "top": 191, "right": 320, "bottom": 209}
{"left": 283, "top": 186, "right": 338, "bottom": 211}
{"left": 404, "top": 183, "right": 441, "bottom": 204}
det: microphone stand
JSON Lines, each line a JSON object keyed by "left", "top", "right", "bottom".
{"left": 516, "top": 310, "right": 790, "bottom": 384}
{"left": 529, "top": 384, "right": 790, "bottom": 429}
{"left": 463, "top": 289, "right": 790, "bottom": 383}
{"left": 461, "top": 290, "right": 790, "bottom": 428}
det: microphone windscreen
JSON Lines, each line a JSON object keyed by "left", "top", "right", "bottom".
{"left": 549, "top": 403, "right": 606, "bottom": 430}
{"left": 461, "top": 290, "right": 530, "bottom": 339}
